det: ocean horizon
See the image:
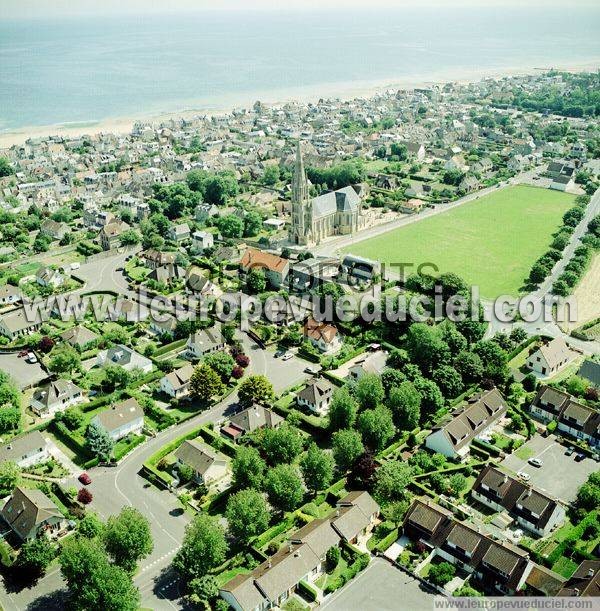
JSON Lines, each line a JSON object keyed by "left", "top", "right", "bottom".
{"left": 1, "top": 6, "right": 599, "bottom": 133}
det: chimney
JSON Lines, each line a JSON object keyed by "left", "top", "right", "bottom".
{"left": 573, "top": 588, "right": 580, "bottom": 596}
{"left": 288, "top": 542, "right": 293, "bottom": 554}
{"left": 267, "top": 560, "right": 272, "bottom": 569}
{"left": 588, "top": 568, "right": 595, "bottom": 578}
{"left": 336, "top": 509, "right": 340, "bottom": 517}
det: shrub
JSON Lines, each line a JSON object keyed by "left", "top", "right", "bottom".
{"left": 77, "top": 487, "right": 93, "bottom": 504}
{"left": 326, "top": 546, "right": 340, "bottom": 571}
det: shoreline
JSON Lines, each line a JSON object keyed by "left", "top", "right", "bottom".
{"left": 1, "top": 59, "right": 599, "bottom": 149}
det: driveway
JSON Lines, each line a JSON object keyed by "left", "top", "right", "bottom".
{"left": 250, "top": 344, "right": 312, "bottom": 394}
{"left": 322, "top": 557, "right": 436, "bottom": 611}
{"left": 0, "top": 352, "right": 48, "bottom": 390}
{"left": 501, "top": 434, "right": 599, "bottom": 504}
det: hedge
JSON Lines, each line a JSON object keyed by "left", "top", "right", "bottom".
{"left": 114, "top": 434, "right": 145, "bottom": 461}
{"left": 198, "top": 425, "right": 238, "bottom": 457}
{"left": 298, "top": 580, "right": 318, "bottom": 602}
{"left": 374, "top": 527, "right": 399, "bottom": 553}
{"left": 153, "top": 337, "right": 187, "bottom": 357}
{"left": 471, "top": 438, "right": 501, "bottom": 457}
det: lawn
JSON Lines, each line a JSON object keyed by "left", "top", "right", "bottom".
{"left": 344, "top": 185, "right": 574, "bottom": 298}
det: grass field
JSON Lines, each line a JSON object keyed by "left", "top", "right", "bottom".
{"left": 344, "top": 185, "right": 574, "bottom": 298}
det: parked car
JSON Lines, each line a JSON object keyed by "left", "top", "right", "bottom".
{"left": 78, "top": 473, "right": 92, "bottom": 485}
{"left": 575, "top": 453, "right": 586, "bottom": 462}
{"left": 274, "top": 350, "right": 285, "bottom": 358}
{"left": 565, "top": 446, "right": 575, "bottom": 456}
{"left": 26, "top": 352, "right": 38, "bottom": 363}
{"left": 282, "top": 353, "right": 293, "bottom": 361}
{"left": 18, "top": 350, "right": 28, "bottom": 357}
{"left": 517, "top": 471, "right": 531, "bottom": 482}
{"left": 304, "top": 367, "right": 319, "bottom": 375}
{"left": 528, "top": 457, "right": 543, "bottom": 468}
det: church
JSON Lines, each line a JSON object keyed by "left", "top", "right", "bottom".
{"left": 289, "top": 143, "right": 362, "bottom": 246}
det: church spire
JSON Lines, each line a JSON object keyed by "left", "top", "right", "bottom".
{"left": 292, "top": 140, "right": 309, "bottom": 204}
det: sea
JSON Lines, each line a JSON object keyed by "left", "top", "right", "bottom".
{"left": 0, "top": 6, "right": 599, "bottom": 132}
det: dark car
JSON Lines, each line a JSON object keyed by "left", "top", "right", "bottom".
{"left": 78, "top": 472, "right": 92, "bottom": 485}
{"left": 18, "top": 350, "right": 28, "bottom": 357}
{"left": 575, "top": 453, "right": 586, "bottom": 462}
{"left": 565, "top": 446, "right": 575, "bottom": 456}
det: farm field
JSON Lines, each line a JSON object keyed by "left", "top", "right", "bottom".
{"left": 567, "top": 253, "right": 600, "bottom": 330}
{"left": 343, "top": 185, "right": 574, "bottom": 298}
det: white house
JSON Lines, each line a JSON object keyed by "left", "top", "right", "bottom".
{"left": 31, "top": 379, "right": 85, "bottom": 417}
{"left": 36, "top": 267, "right": 64, "bottom": 288}
{"left": 191, "top": 230, "right": 214, "bottom": 253}
{"left": 91, "top": 398, "right": 145, "bottom": 441}
{"left": 303, "top": 318, "right": 342, "bottom": 354}
{"left": 96, "top": 344, "right": 153, "bottom": 373}
{"left": 175, "top": 439, "right": 229, "bottom": 486}
{"left": 0, "top": 284, "right": 22, "bottom": 307}
{"left": 526, "top": 337, "right": 574, "bottom": 378}
{"left": 185, "top": 327, "right": 226, "bottom": 360}
{"left": 296, "top": 379, "right": 334, "bottom": 415}
{"left": 160, "top": 364, "right": 194, "bottom": 399}
{"left": 0, "top": 431, "right": 49, "bottom": 468}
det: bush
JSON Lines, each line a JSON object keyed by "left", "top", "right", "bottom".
{"left": 298, "top": 580, "right": 318, "bottom": 602}
{"left": 429, "top": 561, "right": 456, "bottom": 586}
{"left": 326, "top": 546, "right": 340, "bottom": 571}
{"left": 547, "top": 420, "right": 557, "bottom": 433}
{"left": 77, "top": 487, "right": 93, "bottom": 504}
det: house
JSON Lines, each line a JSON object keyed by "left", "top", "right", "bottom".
{"left": 167, "top": 223, "right": 191, "bottom": 243}
{"left": 174, "top": 439, "right": 229, "bottom": 486}
{"left": 425, "top": 388, "right": 508, "bottom": 459}
{"left": 36, "top": 266, "right": 64, "bottom": 288}
{"left": 191, "top": 230, "right": 214, "bottom": 253}
{"left": 99, "top": 220, "right": 129, "bottom": 250}
{"left": 471, "top": 466, "right": 565, "bottom": 537}
{"left": 160, "top": 364, "right": 194, "bottom": 399}
{"left": 550, "top": 174, "right": 575, "bottom": 192}
{"left": 578, "top": 359, "right": 600, "bottom": 388}
{"left": 147, "top": 263, "right": 186, "bottom": 284}
{"left": 31, "top": 379, "right": 85, "bottom": 417}
{"left": 0, "top": 431, "right": 49, "bottom": 468}
{"left": 0, "top": 307, "right": 43, "bottom": 339}
{"left": 339, "top": 254, "right": 380, "bottom": 283}
{"left": 148, "top": 314, "right": 177, "bottom": 337}
{"left": 0, "top": 284, "right": 22, "bottom": 307}
{"left": 185, "top": 327, "right": 226, "bottom": 360}
{"left": 303, "top": 317, "right": 341, "bottom": 354}
{"left": 529, "top": 385, "right": 600, "bottom": 448}
{"left": 558, "top": 561, "right": 600, "bottom": 597}
{"left": 59, "top": 325, "right": 99, "bottom": 350}
{"left": 186, "top": 269, "right": 217, "bottom": 296}
{"left": 91, "top": 397, "right": 144, "bottom": 441}
{"left": 96, "top": 344, "right": 153, "bottom": 373}
{"left": 219, "top": 491, "right": 379, "bottom": 611}
{"left": 221, "top": 404, "right": 283, "bottom": 442}
{"left": 1, "top": 487, "right": 65, "bottom": 541}
{"left": 195, "top": 202, "right": 219, "bottom": 223}
{"left": 142, "top": 249, "right": 176, "bottom": 270}
{"left": 296, "top": 379, "right": 334, "bottom": 415}
{"left": 403, "top": 498, "right": 532, "bottom": 594}
{"left": 526, "top": 338, "right": 575, "bottom": 377}
{"left": 348, "top": 350, "right": 387, "bottom": 380}
{"left": 40, "top": 219, "right": 69, "bottom": 241}
{"left": 399, "top": 198, "right": 425, "bottom": 214}
{"left": 240, "top": 247, "right": 290, "bottom": 288}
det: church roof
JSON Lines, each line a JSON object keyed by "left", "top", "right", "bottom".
{"left": 311, "top": 186, "right": 360, "bottom": 219}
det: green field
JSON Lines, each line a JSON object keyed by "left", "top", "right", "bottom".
{"left": 345, "top": 185, "right": 574, "bottom": 297}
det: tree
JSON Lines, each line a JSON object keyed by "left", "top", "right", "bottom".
{"left": 355, "top": 374, "right": 384, "bottom": 410}
{"left": 204, "top": 351, "right": 235, "bottom": 381}
{"left": 373, "top": 462, "right": 412, "bottom": 504}
{"left": 188, "top": 575, "right": 219, "bottom": 606}
{"left": 173, "top": 513, "right": 228, "bottom": 581}
{"left": 204, "top": 172, "right": 238, "bottom": 206}
{"left": 406, "top": 323, "right": 450, "bottom": 373}
{"left": 326, "top": 546, "right": 340, "bottom": 571}
{"left": 119, "top": 229, "right": 141, "bottom": 246}
{"left": 38, "top": 336, "right": 55, "bottom": 353}
{"left": 265, "top": 465, "right": 304, "bottom": 512}
{"left": 382, "top": 500, "right": 410, "bottom": 526}
{"left": 429, "top": 561, "right": 456, "bottom": 586}
{"left": 328, "top": 386, "right": 358, "bottom": 431}
{"left": 215, "top": 214, "right": 243, "bottom": 238}
{"left": 85, "top": 421, "right": 114, "bottom": 461}
{"left": 357, "top": 406, "right": 395, "bottom": 452}
{"left": 0, "top": 407, "right": 20, "bottom": 434}
{"left": 49, "top": 345, "right": 81, "bottom": 375}
{"left": 226, "top": 489, "right": 270, "bottom": 542}
{"left": 432, "top": 365, "right": 463, "bottom": 399}
{"left": 59, "top": 537, "right": 140, "bottom": 610}
{"left": 453, "top": 585, "right": 482, "bottom": 597}
{"left": 263, "top": 164, "right": 281, "bottom": 186}
{"left": 453, "top": 350, "right": 483, "bottom": 384}
{"left": 78, "top": 487, "right": 93, "bottom": 504}
{"left": 243, "top": 211, "right": 263, "bottom": 237}
{"left": 347, "top": 452, "right": 378, "bottom": 490}
{"left": 189, "top": 364, "right": 225, "bottom": 403}
{"left": 413, "top": 377, "right": 444, "bottom": 419}
{"left": 18, "top": 536, "right": 55, "bottom": 575}
{"left": 246, "top": 268, "right": 267, "bottom": 294}
{"left": 0, "top": 460, "right": 20, "bottom": 495}
{"left": 102, "top": 365, "right": 131, "bottom": 391}
{"left": 78, "top": 512, "right": 104, "bottom": 539}
{"left": 104, "top": 507, "right": 153, "bottom": 573}
{"left": 332, "top": 429, "right": 364, "bottom": 472}
{"left": 473, "top": 340, "right": 509, "bottom": 385}
{"left": 61, "top": 406, "right": 84, "bottom": 430}
{"left": 232, "top": 446, "right": 266, "bottom": 490}
{"left": 238, "top": 375, "right": 274, "bottom": 406}
{"left": 261, "top": 424, "right": 303, "bottom": 465}
{"left": 388, "top": 382, "right": 421, "bottom": 430}
{"left": 300, "top": 443, "right": 334, "bottom": 494}
{"left": 387, "top": 348, "right": 410, "bottom": 370}
{"left": 447, "top": 473, "right": 467, "bottom": 497}
{"left": 381, "top": 369, "right": 406, "bottom": 395}
{"left": 0, "top": 157, "right": 13, "bottom": 177}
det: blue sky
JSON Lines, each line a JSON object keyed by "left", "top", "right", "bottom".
{"left": 3, "top": 0, "right": 597, "bottom": 19}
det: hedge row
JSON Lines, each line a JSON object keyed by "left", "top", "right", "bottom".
{"left": 324, "top": 553, "right": 370, "bottom": 593}
{"left": 374, "top": 527, "right": 400, "bottom": 553}
{"left": 298, "top": 580, "right": 318, "bottom": 602}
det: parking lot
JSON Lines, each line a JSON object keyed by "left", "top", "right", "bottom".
{"left": 0, "top": 351, "right": 48, "bottom": 389}
{"left": 501, "top": 434, "right": 598, "bottom": 503}
{"left": 250, "top": 345, "right": 314, "bottom": 394}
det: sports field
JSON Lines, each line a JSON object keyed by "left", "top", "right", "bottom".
{"left": 344, "top": 185, "right": 575, "bottom": 298}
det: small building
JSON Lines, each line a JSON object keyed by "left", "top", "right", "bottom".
{"left": 348, "top": 350, "right": 387, "bottom": 380}
{"left": 425, "top": 388, "right": 508, "bottom": 459}
{"left": 175, "top": 439, "right": 228, "bottom": 486}
{"left": 99, "top": 220, "right": 129, "bottom": 251}
{"left": 142, "top": 249, "right": 177, "bottom": 270}
{"left": 31, "top": 379, "right": 85, "bottom": 417}
{"left": 185, "top": 327, "right": 226, "bottom": 360}
{"left": 191, "top": 230, "right": 214, "bottom": 253}
{"left": 0, "top": 431, "right": 49, "bottom": 468}
{"left": 303, "top": 317, "right": 341, "bottom": 354}
{"left": 96, "top": 344, "right": 153, "bottom": 373}
{"left": 40, "top": 219, "right": 70, "bottom": 241}
{"left": 526, "top": 338, "right": 574, "bottom": 377}
{"left": 167, "top": 223, "right": 191, "bottom": 243}
{"left": 1, "top": 487, "right": 65, "bottom": 541}
{"left": 36, "top": 266, "right": 64, "bottom": 288}
{"left": 91, "top": 397, "right": 144, "bottom": 441}
{"left": 160, "top": 364, "right": 194, "bottom": 399}
{"left": 59, "top": 325, "right": 99, "bottom": 350}
{"left": 147, "top": 263, "right": 186, "bottom": 284}
{"left": 558, "top": 560, "right": 600, "bottom": 597}
{"left": 0, "top": 284, "right": 22, "bottom": 307}
{"left": 240, "top": 247, "right": 290, "bottom": 288}
{"left": 330, "top": 491, "right": 380, "bottom": 544}
{"left": 339, "top": 254, "right": 380, "bottom": 283}
{"left": 0, "top": 307, "right": 43, "bottom": 339}
{"left": 296, "top": 379, "right": 334, "bottom": 415}
{"left": 221, "top": 404, "right": 284, "bottom": 442}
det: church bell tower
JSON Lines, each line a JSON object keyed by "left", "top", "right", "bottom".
{"left": 290, "top": 141, "right": 311, "bottom": 245}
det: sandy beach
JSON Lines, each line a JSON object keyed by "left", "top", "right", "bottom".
{"left": 1, "top": 59, "right": 598, "bottom": 150}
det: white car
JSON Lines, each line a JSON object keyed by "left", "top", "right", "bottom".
{"left": 26, "top": 352, "right": 38, "bottom": 363}
{"left": 282, "top": 353, "right": 293, "bottom": 361}
{"left": 528, "top": 457, "right": 543, "bottom": 468}
{"left": 517, "top": 471, "right": 531, "bottom": 481}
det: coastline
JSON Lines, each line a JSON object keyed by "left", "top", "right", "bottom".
{"left": 1, "top": 59, "right": 598, "bottom": 150}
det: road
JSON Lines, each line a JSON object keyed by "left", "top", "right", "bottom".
{"left": 0, "top": 331, "right": 310, "bottom": 611}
